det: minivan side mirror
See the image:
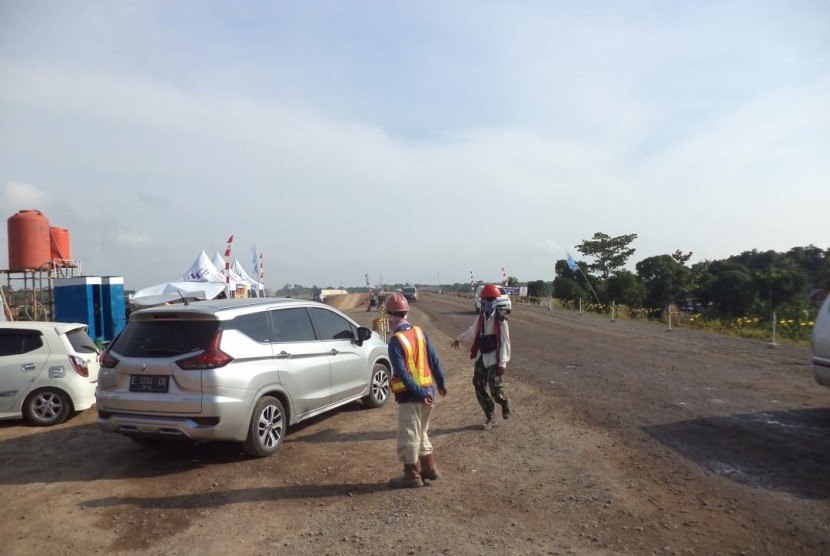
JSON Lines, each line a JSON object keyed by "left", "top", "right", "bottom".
{"left": 356, "top": 326, "right": 373, "bottom": 346}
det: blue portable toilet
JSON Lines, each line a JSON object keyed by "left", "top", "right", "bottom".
{"left": 100, "top": 276, "right": 126, "bottom": 341}
{"left": 54, "top": 276, "right": 126, "bottom": 343}
{"left": 54, "top": 276, "right": 103, "bottom": 339}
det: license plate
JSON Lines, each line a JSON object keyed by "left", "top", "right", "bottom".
{"left": 129, "top": 375, "right": 170, "bottom": 393}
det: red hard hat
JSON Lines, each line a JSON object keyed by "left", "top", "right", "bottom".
{"left": 480, "top": 284, "right": 501, "bottom": 300}
{"left": 384, "top": 292, "right": 410, "bottom": 313}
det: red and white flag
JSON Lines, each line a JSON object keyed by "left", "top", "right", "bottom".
{"left": 224, "top": 235, "right": 234, "bottom": 294}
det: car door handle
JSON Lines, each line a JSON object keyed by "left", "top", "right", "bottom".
{"left": 328, "top": 349, "right": 340, "bottom": 356}
{"left": 275, "top": 351, "right": 293, "bottom": 359}
{"left": 21, "top": 363, "right": 36, "bottom": 371}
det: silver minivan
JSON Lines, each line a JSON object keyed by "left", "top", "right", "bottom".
{"left": 96, "top": 298, "right": 391, "bottom": 456}
{"left": 812, "top": 294, "right": 830, "bottom": 389}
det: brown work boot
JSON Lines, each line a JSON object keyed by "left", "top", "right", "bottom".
{"left": 388, "top": 463, "right": 423, "bottom": 489}
{"left": 419, "top": 453, "right": 440, "bottom": 482}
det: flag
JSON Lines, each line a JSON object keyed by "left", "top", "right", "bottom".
{"left": 567, "top": 254, "right": 578, "bottom": 272}
{"left": 224, "top": 235, "right": 234, "bottom": 292}
{"left": 364, "top": 273, "right": 370, "bottom": 287}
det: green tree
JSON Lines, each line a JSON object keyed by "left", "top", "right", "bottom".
{"left": 636, "top": 255, "right": 691, "bottom": 309}
{"left": 552, "top": 276, "right": 588, "bottom": 302}
{"left": 785, "top": 245, "right": 827, "bottom": 289}
{"left": 729, "top": 250, "right": 809, "bottom": 311}
{"left": 671, "top": 250, "right": 693, "bottom": 264}
{"left": 526, "top": 279, "right": 548, "bottom": 298}
{"left": 755, "top": 263, "right": 808, "bottom": 311}
{"left": 700, "top": 262, "right": 757, "bottom": 317}
{"left": 607, "top": 270, "right": 645, "bottom": 308}
{"left": 817, "top": 258, "right": 830, "bottom": 292}
{"left": 575, "top": 232, "right": 638, "bottom": 291}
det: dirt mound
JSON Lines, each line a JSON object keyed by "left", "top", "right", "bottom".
{"left": 325, "top": 293, "right": 369, "bottom": 311}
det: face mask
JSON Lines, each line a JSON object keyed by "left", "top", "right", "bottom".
{"left": 387, "top": 315, "right": 408, "bottom": 331}
{"left": 483, "top": 300, "right": 497, "bottom": 314}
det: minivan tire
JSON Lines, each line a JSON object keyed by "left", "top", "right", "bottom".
{"left": 243, "top": 396, "right": 286, "bottom": 457}
{"left": 362, "top": 363, "right": 391, "bottom": 408}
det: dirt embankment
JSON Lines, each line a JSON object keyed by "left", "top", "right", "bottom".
{"left": 324, "top": 293, "right": 370, "bottom": 311}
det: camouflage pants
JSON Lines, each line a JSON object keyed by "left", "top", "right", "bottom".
{"left": 472, "top": 358, "right": 508, "bottom": 416}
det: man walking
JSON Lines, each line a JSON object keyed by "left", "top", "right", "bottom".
{"left": 385, "top": 292, "right": 448, "bottom": 488}
{"left": 451, "top": 283, "right": 512, "bottom": 429}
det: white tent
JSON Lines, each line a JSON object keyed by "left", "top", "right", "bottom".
{"left": 129, "top": 249, "right": 264, "bottom": 307}
{"left": 212, "top": 252, "right": 263, "bottom": 294}
{"left": 184, "top": 251, "right": 227, "bottom": 284}
{"left": 210, "top": 252, "right": 242, "bottom": 286}
{"left": 129, "top": 281, "right": 227, "bottom": 306}
{"left": 232, "top": 258, "right": 263, "bottom": 291}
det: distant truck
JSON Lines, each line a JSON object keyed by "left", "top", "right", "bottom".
{"left": 402, "top": 286, "right": 419, "bottom": 302}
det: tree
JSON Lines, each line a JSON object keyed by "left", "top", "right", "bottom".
{"left": 755, "top": 262, "right": 808, "bottom": 311}
{"left": 557, "top": 257, "right": 603, "bottom": 304}
{"left": 576, "top": 232, "right": 638, "bottom": 291}
{"left": 526, "top": 279, "right": 548, "bottom": 298}
{"left": 636, "top": 255, "right": 691, "bottom": 309}
{"left": 607, "top": 270, "right": 645, "bottom": 308}
{"left": 671, "top": 250, "right": 693, "bottom": 264}
{"left": 699, "top": 262, "right": 758, "bottom": 317}
{"left": 552, "top": 276, "right": 588, "bottom": 302}
{"left": 786, "top": 245, "right": 827, "bottom": 289}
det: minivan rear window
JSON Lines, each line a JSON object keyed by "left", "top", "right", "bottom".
{"left": 112, "top": 321, "right": 219, "bottom": 357}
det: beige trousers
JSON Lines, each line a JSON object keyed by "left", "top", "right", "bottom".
{"left": 396, "top": 402, "right": 434, "bottom": 464}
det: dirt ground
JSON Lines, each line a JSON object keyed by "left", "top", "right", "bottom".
{"left": 1, "top": 292, "right": 828, "bottom": 556}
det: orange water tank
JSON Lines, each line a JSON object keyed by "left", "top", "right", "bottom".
{"left": 50, "top": 226, "right": 73, "bottom": 266}
{"left": 7, "top": 210, "right": 51, "bottom": 271}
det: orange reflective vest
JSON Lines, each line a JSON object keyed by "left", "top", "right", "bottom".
{"left": 390, "top": 326, "right": 434, "bottom": 393}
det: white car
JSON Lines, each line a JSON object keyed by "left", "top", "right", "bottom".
{"left": 811, "top": 295, "right": 830, "bottom": 388}
{"left": 474, "top": 284, "right": 512, "bottom": 314}
{"left": 0, "top": 321, "right": 101, "bottom": 425}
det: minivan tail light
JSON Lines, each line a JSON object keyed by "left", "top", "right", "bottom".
{"left": 69, "top": 355, "right": 89, "bottom": 377}
{"left": 99, "top": 346, "right": 119, "bottom": 369}
{"left": 177, "top": 331, "right": 233, "bottom": 370}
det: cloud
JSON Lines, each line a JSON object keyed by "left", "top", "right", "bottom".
{"left": 2, "top": 182, "right": 49, "bottom": 210}
{"left": 109, "top": 229, "right": 153, "bottom": 249}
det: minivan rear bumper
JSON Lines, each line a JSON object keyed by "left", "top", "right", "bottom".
{"left": 97, "top": 408, "right": 249, "bottom": 442}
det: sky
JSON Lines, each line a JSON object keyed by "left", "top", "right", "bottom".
{"left": 1, "top": 1, "right": 828, "bottom": 292}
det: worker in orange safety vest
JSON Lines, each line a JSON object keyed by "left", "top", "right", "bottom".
{"left": 385, "top": 292, "right": 448, "bottom": 488}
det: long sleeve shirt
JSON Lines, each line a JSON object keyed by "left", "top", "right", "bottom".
{"left": 387, "top": 324, "right": 447, "bottom": 403}
{"left": 456, "top": 312, "right": 511, "bottom": 368}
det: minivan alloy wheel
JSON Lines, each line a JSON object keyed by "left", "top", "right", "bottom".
{"left": 363, "top": 363, "right": 390, "bottom": 408}
{"left": 243, "top": 396, "right": 286, "bottom": 457}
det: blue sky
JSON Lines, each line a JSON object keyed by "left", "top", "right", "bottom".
{"left": 1, "top": 1, "right": 828, "bottom": 291}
